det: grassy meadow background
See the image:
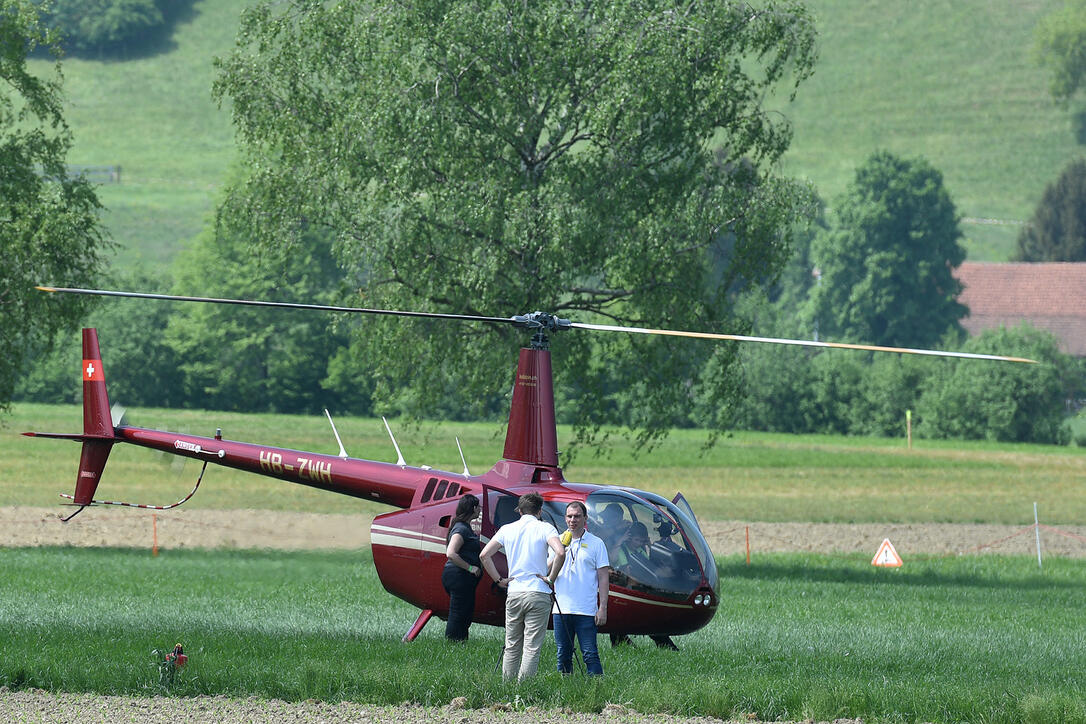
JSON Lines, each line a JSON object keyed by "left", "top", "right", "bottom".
{"left": 4, "top": 402, "right": 1086, "bottom": 525}
{"left": 774, "top": 0, "right": 1079, "bottom": 261}
{"left": 26, "top": 0, "right": 1080, "bottom": 270}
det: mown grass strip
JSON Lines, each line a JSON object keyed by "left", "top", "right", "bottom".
{"left": 1, "top": 547, "right": 1083, "bottom": 723}
{"left": 6, "top": 403, "right": 1085, "bottom": 524}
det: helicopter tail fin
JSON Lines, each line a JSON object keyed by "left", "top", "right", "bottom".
{"left": 71, "top": 328, "right": 116, "bottom": 505}
{"left": 23, "top": 328, "right": 116, "bottom": 507}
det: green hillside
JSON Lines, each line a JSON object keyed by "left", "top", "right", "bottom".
{"left": 28, "top": 0, "right": 1079, "bottom": 267}
{"left": 26, "top": 0, "right": 244, "bottom": 269}
{"left": 776, "top": 0, "right": 1076, "bottom": 260}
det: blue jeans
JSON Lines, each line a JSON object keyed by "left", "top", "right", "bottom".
{"left": 554, "top": 613, "right": 603, "bottom": 675}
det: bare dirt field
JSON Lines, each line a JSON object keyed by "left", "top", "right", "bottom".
{"left": 0, "top": 688, "right": 862, "bottom": 724}
{"left": 3, "top": 506, "right": 1083, "bottom": 558}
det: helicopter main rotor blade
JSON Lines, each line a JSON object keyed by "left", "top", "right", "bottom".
{"left": 569, "top": 322, "right": 1039, "bottom": 364}
{"left": 37, "top": 286, "right": 1038, "bottom": 364}
{"left": 35, "top": 287, "right": 514, "bottom": 326}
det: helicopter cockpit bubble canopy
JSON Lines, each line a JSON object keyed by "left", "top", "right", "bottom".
{"left": 545, "top": 489, "right": 718, "bottom": 604}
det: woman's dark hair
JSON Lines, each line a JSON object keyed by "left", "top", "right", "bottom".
{"left": 453, "top": 493, "right": 480, "bottom": 525}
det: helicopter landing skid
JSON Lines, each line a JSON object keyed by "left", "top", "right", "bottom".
{"left": 402, "top": 609, "right": 434, "bottom": 642}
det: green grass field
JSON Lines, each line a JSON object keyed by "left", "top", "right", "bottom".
{"left": 5, "top": 403, "right": 1086, "bottom": 525}
{"left": 26, "top": 0, "right": 1078, "bottom": 267}
{"left": 4, "top": 404, "right": 1086, "bottom": 721}
{"left": 1, "top": 547, "right": 1083, "bottom": 723}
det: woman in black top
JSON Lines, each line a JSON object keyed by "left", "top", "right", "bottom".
{"left": 442, "top": 493, "right": 482, "bottom": 640}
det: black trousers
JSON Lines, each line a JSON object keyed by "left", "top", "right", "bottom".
{"left": 441, "top": 566, "right": 480, "bottom": 640}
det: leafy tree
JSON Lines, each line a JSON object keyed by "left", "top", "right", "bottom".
{"left": 805, "top": 151, "right": 967, "bottom": 349}
{"left": 804, "top": 351, "right": 870, "bottom": 435}
{"left": 15, "top": 269, "right": 180, "bottom": 406}
{"left": 1014, "top": 158, "right": 1086, "bottom": 261}
{"left": 730, "top": 344, "right": 816, "bottom": 433}
{"left": 1034, "top": 0, "right": 1086, "bottom": 109}
{"left": 767, "top": 198, "right": 826, "bottom": 312}
{"left": 213, "top": 0, "right": 818, "bottom": 449}
{"left": 918, "top": 326, "right": 1079, "bottom": 444}
{"left": 33, "top": 0, "right": 165, "bottom": 55}
{"left": 726, "top": 287, "right": 814, "bottom": 433}
{"left": 846, "top": 354, "right": 934, "bottom": 438}
{"left": 1, "top": 0, "right": 110, "bottom": 414}
{"left": 164, "top": 216, "right": 363, "bottom": 416}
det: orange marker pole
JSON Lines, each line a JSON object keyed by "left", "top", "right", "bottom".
{"left": 745, "top": 526, "right": 750, "bottom": 565}
{"left": 152, "top": 513, "right": 159, "bottom": 557}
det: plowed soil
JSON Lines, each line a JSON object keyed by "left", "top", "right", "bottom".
{"left": 3, "top": 506, "right": 1083, "bottom": 558}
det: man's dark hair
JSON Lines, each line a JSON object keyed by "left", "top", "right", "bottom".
{"left": 517, "top": 492, "right": 543, "bottom": 515}
{"left": 565, "top": 500, "right": 587, "bottom": 517}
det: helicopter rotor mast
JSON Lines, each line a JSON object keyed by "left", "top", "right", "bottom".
{"left": 35, "top": 286, "right": 1037, "bottom": 363}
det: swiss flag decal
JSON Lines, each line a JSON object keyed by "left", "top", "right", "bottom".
{"left": 83, "top": 359, "right": 104, "bottom": 382}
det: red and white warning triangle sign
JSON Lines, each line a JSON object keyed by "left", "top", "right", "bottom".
{"left": 871, "top": 538, "right": 903, "bottom": 567}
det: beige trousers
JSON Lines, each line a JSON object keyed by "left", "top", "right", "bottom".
{"left": 502, "top": 591, "right": 552, "bottom": 682}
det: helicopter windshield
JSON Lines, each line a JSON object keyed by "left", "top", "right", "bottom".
{"left": 549, "top": 491, "right": 716, "bottom": 601}
{"left": 628, "top": 489, "right": 719, "bottom": 593}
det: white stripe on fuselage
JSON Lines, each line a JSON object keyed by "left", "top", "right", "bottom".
{"left": 371, "top": 523, "right": 446, "bottom": 544}
{"left": 609, "top": 589, "right": 692, "bottom": 609}
{"left": 369, "top": 524, "right": 489, "bottom": 555}
{"left": 370, "top": 531, "right": 448, "bottom": 555}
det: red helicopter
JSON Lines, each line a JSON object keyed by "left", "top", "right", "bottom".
{"left": 24, "top": 287, "right": 1036, "bottom": 643}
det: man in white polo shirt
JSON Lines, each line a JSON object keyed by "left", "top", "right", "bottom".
{"left": 480, "top": 492, "right": 565, "bottom": 682}
{"left": 552, "top": 500, "right": 609, "bottom": 675}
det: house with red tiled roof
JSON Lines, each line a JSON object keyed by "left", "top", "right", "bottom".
{"left": 954, "top": 262, "right": 1086, "bottom": 356}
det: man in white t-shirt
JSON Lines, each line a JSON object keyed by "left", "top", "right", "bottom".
{"left": 552, "top": 500, "right": 609, "bottom": 675}
{"left": 479, "top": 492, "right": 565, "bottom": 682}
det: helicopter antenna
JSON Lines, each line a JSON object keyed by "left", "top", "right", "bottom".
{"left": 456, "top": 437, "right": 470, "bottom": 477}
{"left": 324, "top": 408, "right": 349, "bottom": 459}
{"left": 383, "top": 416, "right": 406, "bottom": 467}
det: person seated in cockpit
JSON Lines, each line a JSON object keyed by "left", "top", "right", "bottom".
{"left": 608, "top": 521, "right": 681, "bottom": 651}
{"left": 597, "top": 504, "right": 630, "bottom": 552}
{"left": 610, "top": 521, "right": 652, "bottom": 576}
{"left": 648, "top": 519, "right": 683, "bottom": 582}
{"left": 655, "top": 519, "right": 682, "bottom": 551}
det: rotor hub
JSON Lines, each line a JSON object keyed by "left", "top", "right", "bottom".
{"left": 511, "top": 312, "right": 572, "bottom": 350}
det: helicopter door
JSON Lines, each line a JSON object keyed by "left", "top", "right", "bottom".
{"left": 671, "top": 492, "right": 702, "bottom": 534}
{"left": 477, "top": 485, "right": 520, "bottom": 621}
{"left": 481, "top": 484, "right": 521, "bottom": 538}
